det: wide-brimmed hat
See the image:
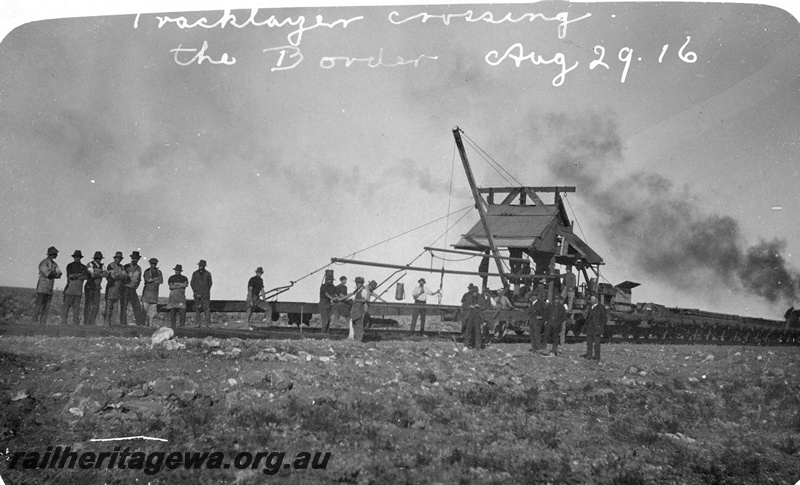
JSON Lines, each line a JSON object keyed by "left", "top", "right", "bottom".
{"left": 256, "top": 267, "right": 263, "bottom": 274}
{"left": 174, "top": 264, "right": 183, "bottom": 271}
{"left": 93, "top": 251, "right": 104, "bottom": 260}
{"left": 368, "top": 280, "right": 378, "bottom": 289}
{"left": 72, "top": 250, "right": 83, "bottom": 258}
{"left": 468, "top": 283, "right": 478, "bottom": 291}
{"left": 47, "top": 246, "right": 58, "bottom": 255}
{"left": 355, "top": 276, "right": 365, "bottom": 284}
{"left": 198, "top": 260, "right": 207, "bottom": 266}
{"left": 130, "top": 251, "right": 141, "bottom": 260}
{"left": 149, "top": 257, "right": 158, "bottom": 264}
{"left": 418, "top": 278, "right": 426, "bottom": 284}
{"left": 113, "top": 251, "right": 123, "bottom": 259}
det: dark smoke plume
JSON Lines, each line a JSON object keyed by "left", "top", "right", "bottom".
{"left": 538, "top": 111, "right": 800, "bottom": 307}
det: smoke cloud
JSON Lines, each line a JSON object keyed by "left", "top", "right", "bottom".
{"left": 538, "top": 111, "right": 800, "bottom": 307}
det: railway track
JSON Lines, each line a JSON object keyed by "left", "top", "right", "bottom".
{"left": 1, "top": 322, "right": 796, "bottom": 347}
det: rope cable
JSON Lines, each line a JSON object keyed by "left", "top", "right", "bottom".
{"left": 334, "top": 205, "right": 472, "bottom": 261}
{"left": 562, "top": 193, "right": 590, "bottom": 244}
{"left": 461, "top": 131, "right": 525, "bottom": 188}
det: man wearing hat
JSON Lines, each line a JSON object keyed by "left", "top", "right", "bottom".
{"left": 581, "top": 294, "right": 608, "bottom": 361}
{"left": 120, "top": 251, "right": 145, "bottom": 326}
{"left": 61, "top": 250, "right": 88, "bottom": 325}
{"left": 331, "top": 276, "right": 351, "bottom": 329}
{"left": 317, "top": 271, "right": 338, "bottom": 333}
{"left": 541, "top": 294, "right": 569, "bottom": 356}
{"left": 409, "top": 278, "right": 441, "bottom": 336}
{"left": 191, "top": 259, "right": 213, "bottom": 326}
{"left": 246, "top": 267, "right": 266, "bottom": 324}
{"left": 84, "top": 251, "right": 108, "bottom": 326}
{"left": 342, "top": 277, "right": 380, "bottom": 342}
{"left": 33, "top": 246, "right": 62, "bottom": 325}
{"left": 527, "top": 289, "right": 548, "bottom": 352}
{"left": 141, "top": 257, "right": 163, "bottom": 326}
{"left": 167, "top": 264, "right": 189, "bottom": 328}
{"left": 104, "top": 251, "right": 127, "bottom": 326}
{"left": 461, "top": 283, "right": 487, "bottom": 350}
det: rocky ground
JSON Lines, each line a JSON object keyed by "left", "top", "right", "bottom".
{"left": 2, "top": 326, "right": 800, "bottom": 484}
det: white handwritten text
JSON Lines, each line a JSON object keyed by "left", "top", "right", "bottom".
{"left": 152, "top": 9, "right": 364, "bottom": 47}
{"left": 485, "top": 44, "right": 579, "bottom": 87}
{"left": 388, "top": 10, "right": 591, "bottom": 40}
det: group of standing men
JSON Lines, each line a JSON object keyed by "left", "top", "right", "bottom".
{"left": 33, "top": 246, "right": 214, "bottom": 329}
{"left": 317, "top": 273, "right": 383, "bottom": 341}
{"left": 528, "top": 289, "right": 608, "bottom": 361}
{"left": 457, "top": 282, "right": 608, "bottom": 360}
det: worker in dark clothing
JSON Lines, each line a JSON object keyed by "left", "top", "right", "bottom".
{"left": 191, "top": 260, "right": 213, "bottom": 326}
{"left": 245, "top": 267, "right": 265, "bottom": 324}
{"left": 318, "top": 273, "right": 338, "bottom": 333}
{"left": 461, "top": 284, "right": 487, "bottom": 350}
{"left": 541, "top": 294, "right": 568, "bottom": 356}
{"left": 581, "top": 295, "right": 608, "bottom": 361}
{"left": 528, "top": 289, "right": 547, "bottom": 352}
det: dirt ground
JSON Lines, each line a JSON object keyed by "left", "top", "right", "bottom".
{"left": 2, "top": 322, "right": 800, "bottom": 485}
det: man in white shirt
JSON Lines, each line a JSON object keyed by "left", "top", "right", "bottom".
{"left": 409, "top": 278, "right": 440, "bottom": 336}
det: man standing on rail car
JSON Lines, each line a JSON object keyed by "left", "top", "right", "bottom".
{"left": 104, "top": 251, "right": 127, "bottom": 326}
{"left": 581, "top": 294, "right": 608, "bottom": 361}
{"left": 120, "top": 251, "right": 145, "bottom": 326}
{"left": 541, "top": 294, "right": 569, "bottom": 356}
{"left": 33, "top": 246, "right": 63, "bottom": 325}
{"left": 409, "top": 278, "right": 441, "bottom": 336}
{"left": 167, "top": 264, "right": 189, "bottom": 328}
{"left": 61, "top": 250, "right": 88, "bottom": 325}
{"left": 528, "top": 289, "right": 547, "bottom": 352}
{"left": 191, "top": 259, "right": 213, "bottom": 326}
{"left": 84, "top": 251, "right": 107, "bottom": 326}
{"left": 142, "top": 258, "right": 163, "bottom": 327}
{"left": 461, "top": 283, "right": 487, "bottom": 350}
{"left": 246, "top": 267, "right": 266, "bottom": 324}
{"left": 317, "top": 272, "right": 338, "bottom": 333}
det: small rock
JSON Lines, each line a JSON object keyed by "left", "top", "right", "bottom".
{"left": 756, "top": 355, "right": 763, "bottom": 361}
{"left": 688, "top": 377, "right": 699, "bottom": 383}
{"left": 638, "top": 371, "right": 647, "bottom": 377}
{"left": 228, "top": 379, "right": 237, "bottom": 386}
{"left": 163, "top": 340, "right": 185, "bottom": 351}
{"left": 151, "top": 327, "right": 174, "bottom": 346}
{"left": 123, "top": 400, "right": 167, "bottom": 415}
{"left": 702, "top": 355, "right": 715, "bottom": 362}
{"left": 627, "top": 366, "right": 639, "bottom": 375}
{"left": 152, "top": 376, "right": 198, "bottom": 403}
{"left": 239, "top": 369, "right": 268, "bottom": 385}
{"left": 68, "top": 407, "right": 84, "bottom": 417}
{"left": 202, "top": 337, "right": 221, "bottom": 349}
{"left": 223, "top": 337, "right": 244, "bottom": 349}
{"left": 11, "top": 390, "right": 29, "bottom": 401}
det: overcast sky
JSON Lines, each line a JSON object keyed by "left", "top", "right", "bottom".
{"left": 1, "top": 1, "right": 799, "bottom": 319}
